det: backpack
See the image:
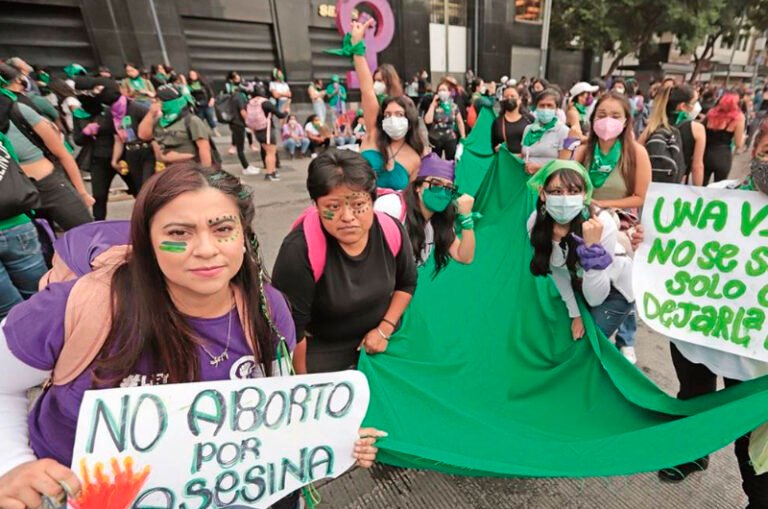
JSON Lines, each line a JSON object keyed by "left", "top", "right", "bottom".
{"left": 291, "top": 207, "right": 402, "bottom": 282}
{"left": 214, "top": 93, "right": 237, "bottom": 124}
{"left": 0, "top": 136, "right": 41, "bottom": 219}
{"left": 245, "top": 97, "right": 270, "bottom": 131}
{"left": 373, "top": 188, "right": 407, "bottom": 223}
{"left": 645, "top": 126, "right": 687, "bottom": 183}
{"left": 467, "top": 104, "right": 477, "bottom": 129}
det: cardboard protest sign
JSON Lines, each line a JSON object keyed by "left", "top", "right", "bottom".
{"left": 70, "top": 371, "right": 370, "bottom": 509}
{"left": 634, "top": 183, "right": 768, "bottom": 361}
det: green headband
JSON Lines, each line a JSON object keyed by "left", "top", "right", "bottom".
{"left": 64, "top": 63, "right": 87, "bottom": 79}
{"left": 527, "top": 159, "right": 594, "bottom": 204}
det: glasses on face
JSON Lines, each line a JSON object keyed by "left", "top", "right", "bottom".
{"left": 427, "top": 179, "right": 459, "bottom": 197}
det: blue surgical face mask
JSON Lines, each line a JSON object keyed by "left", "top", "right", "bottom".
{"left": 545, "top": 194, "right": 585, "bottom": 224}
{"left": 535, "top": 108, "right": 556, "bottom": 124}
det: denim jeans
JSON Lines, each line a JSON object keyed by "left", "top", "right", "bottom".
{"left": 283, "top": 137, "right": 310, "bottom": 156}
{"left": 615, "top": 307, "right": 637, "bottom": 347}
{"left": 312, "top": 100, "right": 326, "bottom": 125}
{"left": 334, "top": 136, "right": 356, "bottom": 146}
{"left": 196, "top": 105, "right": 218, "bottom": 129}
{"left": 0, "top": 221, "right": 48, "bottom": 319}
{"left": 589, "top": 288, "right": 633, "bottom": 338}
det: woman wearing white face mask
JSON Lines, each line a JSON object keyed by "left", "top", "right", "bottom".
{"left": 521, "top": 89, "right": 571, "bottom": 175}
{"left": 424, "top": 80, "right": 466, "bottom": 160}
{"left": 528, "top": 160, "right": 635, "bottom": 343}
{"left": 372, "top": 64, "right": 404, "bottom": 104}
{"left": 351, "top": 19, "right": 425, "bottom": 190}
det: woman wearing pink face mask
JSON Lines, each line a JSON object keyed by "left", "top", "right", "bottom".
{"left": 574, "top": 91, "right": 651, "bottom": 210}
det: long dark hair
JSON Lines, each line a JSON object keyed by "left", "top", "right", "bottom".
{"left": 404, "top": 178, "right": 456, "bottom": 276}
{"left": 376, "top": 95, "right": 424, "bottom": 169}
{"left": 93, "top": 164, "right": 276, "bottom": 386}
{"left": 583, "top": 91, "right": 637, "bottom": 195}
{"left": 530, "top": 169, "right": 591, "bottom": 277}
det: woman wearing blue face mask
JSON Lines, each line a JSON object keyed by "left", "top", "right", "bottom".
{"left": 528, "top": 160, "right": 635, "bottom": 342}
{"left": 521, "top": 89, "right": 571, "bottom": 175}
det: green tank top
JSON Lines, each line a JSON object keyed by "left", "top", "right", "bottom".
{"left": 361, "top": 149, "right": 410, "bottom": 191}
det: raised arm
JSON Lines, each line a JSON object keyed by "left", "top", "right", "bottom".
{"left": 350, "top": 19, "right": 379, "bottom": 135}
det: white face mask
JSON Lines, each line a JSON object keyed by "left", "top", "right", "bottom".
{"left": 382, "top": 116, "right": 409, "bottom": 140}
{"left": 373, "top": 81, "right": 387, "bottom": 96}
{"left": 545, "top": 194, "right": 585, "bottom": 224}
{"left": 690, "top": 101, "right": 702, "bottom": 119}
{"left": 478, "top": 85, "right": 487, "bottom": 95}
{"left": 438, "top": 90, "right": 451, "bottom": 102}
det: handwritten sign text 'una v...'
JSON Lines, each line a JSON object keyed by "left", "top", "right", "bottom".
{"left": 71, "top": 371, "right": 370, "bottom": 509}
{"left": 634, "top": 183, "right": 768, "bottom": 361}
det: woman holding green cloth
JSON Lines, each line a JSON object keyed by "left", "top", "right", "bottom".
{"left": 137, "top": 85, "right": 213, "bottom": 168}
{"left": 121, "top": 62, "right": 155, "bottom": 105}
{"left": 521, "top": 89, "right": 571, "bottom": 175}
{"left": 528, "top": 159, "right": 635, "bottom": 342}
{"left": 574, "top": 91, "right": 651, "bottom": 210}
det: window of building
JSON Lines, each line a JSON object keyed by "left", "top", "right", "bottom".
{"left": 429, "top": 0, "right": 467, "bottom": 26}
{"left": 515, "top": 0, "right": 543, "bottom": 22}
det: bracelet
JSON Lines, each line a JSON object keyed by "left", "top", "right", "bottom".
{"left": 381, "top": 317, "right": 397, "bottom": 329}
{"left": 324, "top": 33, "right": 367, "bottom": 60}
{"left": 376, "top": 328, "right": 391, "bottom": 340}
{"left": 458, "top": 214, "right": 474, "bottom": 230}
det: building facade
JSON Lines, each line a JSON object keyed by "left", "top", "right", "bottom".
{"left": 0, "top": 0, "right": 594, "bottom": 93}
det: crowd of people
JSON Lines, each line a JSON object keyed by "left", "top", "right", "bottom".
{"left": 0, "top": 15, "right": 767, "bottom": 509}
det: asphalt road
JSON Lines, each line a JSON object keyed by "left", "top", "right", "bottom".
{"left": 104, "top": 141, "right": 755, "bottom": 509}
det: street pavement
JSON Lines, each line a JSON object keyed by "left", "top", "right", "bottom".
{"left": 104, "top": 140, "right": 754, "bottom": 508}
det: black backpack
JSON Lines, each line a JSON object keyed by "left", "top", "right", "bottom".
{"left": 645, "top": 126, "right": 687, "bottom": 183}
{"left": 214, "top": 93, "right": 237, "bottom": 124}
{"left": 0, "top": 137, "right": 41, "bottom": 219}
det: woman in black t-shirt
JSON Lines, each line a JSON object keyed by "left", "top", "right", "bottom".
{"left": 491, "top": 86, "right": 531, "bottom": 155}
{"left": 272, "top": 150, "right": 417, "bottom": 373}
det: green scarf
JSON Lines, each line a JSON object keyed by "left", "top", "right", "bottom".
{"left": 128, "top": 76, "right": 146, "bottom": 91}
{"left": 574, "top": 102, "right": 588, "bottom": 122}
{"left": 674, "top": 110, "right": 689, "bottom": 125}
{"left": 159, "top": 96, "right": 188, "bottom": 127}
{"left": 0, "top": 88, "right": 17, "bottom": 101}
{"left": 72, "top": 108, "right": 91, "bottom": 120}
{"left": 0, "top": 131, "right": 20, "bottom": 162}
{"left": 439, "top": 100, "right": 452, "bottom": 116}
{"left": 153, "top": 73, "right": 168, "bottom": 85}
{"left": 189, "top": 80, "right": 202, "bottom": 91}
{"left": 522, "top": 117, "right": 557, "bottom": 147}
{"left": 37, "top": 71, "right": 51, "bottom": 85}
{"left": 588, "top": 140, "right": 622, "bottom": 188}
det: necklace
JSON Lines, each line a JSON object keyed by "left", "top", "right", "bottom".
{"left": 199, "top": 293, "right": 234, "bottom": 367}
{"left": 387, "top": 141, "right": 406, "bottom": 170}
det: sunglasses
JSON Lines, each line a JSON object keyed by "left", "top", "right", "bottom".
{"left": 426, "top": 179, "right": 459, "bottom": 197}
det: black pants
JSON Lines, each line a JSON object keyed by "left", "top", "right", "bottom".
{"left": 32, "top": 168, "right": 92, "bottom": 231}
{"left": 231, "top": 123, "right": 250, "bottom": 169}
{"left": 429, "top": 130, "right": 458, "bottom": 160}
{"left": 231, "top": 127, "right": 253, "bottom": 147}
{"left": 90, "top": 157, "right": 134, "bottom": 221}
{"left": 125, "top": 144, "right": 155, "bottom": 193}
{"left": 309, "top": 139, "right": 330, "bottom": 154}
{"left": 703, "top": 145, "right": 733, "bottom": 184}
{"left": 670, "top": 344, "right": 768, "bottom": 507}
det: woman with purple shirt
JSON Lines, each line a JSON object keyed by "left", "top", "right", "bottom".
{"left": 0, "top": 164, "right": 383, "bottom": 508}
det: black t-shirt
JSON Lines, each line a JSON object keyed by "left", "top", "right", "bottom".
{"left": 271, "top": 215, "right": 418, "bottom": 372}
{"left": 230, "top": 92, "right": 248, "bottom": 127}
{"left": 491, "top": 115, "right": 531, "bottom": 154}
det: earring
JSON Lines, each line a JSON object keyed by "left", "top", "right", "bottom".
{"left": 242, "top": 245, "right": 247, "bottom": 253}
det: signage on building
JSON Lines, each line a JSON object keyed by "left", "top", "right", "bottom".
{"left": 335, "top": 0, "right": 395, "bottom": 89}
{"left": 319, "top": 4, "right": 337, "bottom": 18}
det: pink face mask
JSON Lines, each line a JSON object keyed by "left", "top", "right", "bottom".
{"left": 593, "top": 117, "right": 625, "bottom": 141}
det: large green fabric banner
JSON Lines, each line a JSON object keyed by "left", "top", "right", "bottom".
{"left": 359, "top": 149, "right": 768, "bottom": 477}
{"left": 454, "top": 107, "right": 497, "bottom": 197}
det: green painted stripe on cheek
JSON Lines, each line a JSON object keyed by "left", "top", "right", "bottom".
{"left": 159, "top": 241, "right": 187, "bottom": 253}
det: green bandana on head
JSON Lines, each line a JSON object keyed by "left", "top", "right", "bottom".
{"left": 527, "top": 159, "right": 594, "bottom": 204}
{"left": 588, "top": 140, "right": 622, "bottom": 188}
{"left": 64, "top": 63, "right": 87, "bottom": 79}
{"left": 159, "top": 96, "right": 188, "bottom": 127}
{"left": 37, "top": 71, "right": 51, "bottom": 85}
{"left": 522, "top": 117, "right": 558, "bottom": 147}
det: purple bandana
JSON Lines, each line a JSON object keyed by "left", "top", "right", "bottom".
{"left": 418, "top": 153, "right": 456, "bottom": 182}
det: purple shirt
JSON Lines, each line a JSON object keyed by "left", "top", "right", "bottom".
{"left": 4, "top": 281, "right": 296, "bottom": 466}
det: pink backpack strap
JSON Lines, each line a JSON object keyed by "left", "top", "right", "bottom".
{"left": 376, "top": 211, "right": 402, "bottom": 257}
{"left": 376, "top": 188, "right": 407, "bottom": 222}
{"left": 292, "top": 207, "right": 326, "bottom": 282}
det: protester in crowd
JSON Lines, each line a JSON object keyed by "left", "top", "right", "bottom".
{"left": 305, "top": 114, "right": 332, "bottom": 155}
{"left": 6, "top": 57, "right": 41, "bottom": 94}
{"left": 0, "top": 163, "right": 384, "bottom": 508}
{"left": 492, "top": 85, "right": 531, "bottom": 155}
{"left": 281, "top": 114, "right": 311, "bottom": 158}
{"left": 373, "top": 63, "right": 404, "bottom": 102}
{"left": 246, "top": 83, "right": 285, "bottom": 181}
{"left": 272, "top": 149, "right": 417, "bottom": 373}
{"left": 308, "top": 77, "right": 327, "bottom": 124}
{"left": 46, "top": 78, "right": 80, "bottom": 143}
{"left": 632, "top": 88, "right": 647, "bottom": 137}
{"left": 528, "top": 160, "right": 635, "bottom": 342}
{"left": 97, "top": 66, "right": 112, "bottom": 78}
{"left": 269, "top": 67, "right": 291, "bottom": 117}
{"left": 0, "top": 133, "right": 47, "bottom": 320}
{"left": 121, "top": 62, "right": 155, "bottom": 105}
{"left": 645, "top": 84, "right": 706, "bottom": 185}
{"left": 402, "top": 153, "right": 475, "bottom": 272}
{"left": 150, "top": 63, "right": 170, "bottom": 90}
{"left": 566, "top": 82, "right": 598, "bottom": 142}
{"left": 405, "top": 75, "right": 419, "bottom": 100}
{"left": 654, "top": 120, "right": 768, "bottom": 504}
{"left": 352, "top": 19, "right": 424, "bottom": 190}
{"left": 71, "top": 86, "right": 132, "bottom": 221}
{"left": 353, "top": 112, "right": 366, "bottom": 143}
{"left": 325, "top": 74, "right": 347, "bottom": 127}
{"left": 530, "top": 78, "right": 548, "bottom": 98}
{"left": 333, "top": 111, "right": 356, "bottom": 147}
{"left": 521, "top": 88, "right": 570, "bottom": 174}
{"left": 443, "top": 76, "right": 468, "bottom": 122}
{"left": 424, "top": 80, "right": 465, "bottom": 160}
{"left": 188, "top": 69, "right": 217, "bottom": 132}
{"left": 223, "top": 71, "right": 256, "bottom": 165}
{"left": 138, "top": 85, "right": 213, "bottom": 169}
{"left": 0, "top": 63, "right": 93, "bottom": 230}
{"left": 702, "top": 91, "right": 745, "bottom": 183}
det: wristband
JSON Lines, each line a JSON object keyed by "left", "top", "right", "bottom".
{"left": 381, "top": 317, "right": 397, "bottom": 329}
{"left": 324, "top": 33, "right": 367, "bottom": 60}
{"left": 376, "top": 327, "right": 391, "bottom": 340}
{"left": 458, "top": 213, "right": 474, "bottom": 231}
